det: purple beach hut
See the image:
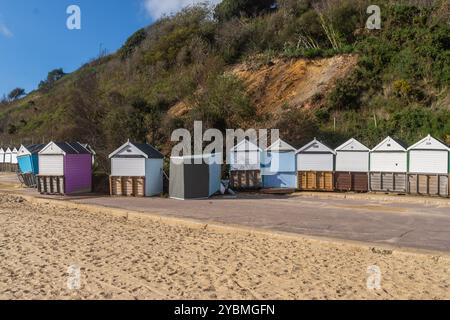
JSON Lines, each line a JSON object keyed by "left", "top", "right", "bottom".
{"left": 37, "top": 142, "right": 92, "bottom": 195}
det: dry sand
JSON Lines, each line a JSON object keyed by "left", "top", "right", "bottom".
{"left": 0, "top": 193, "right": 449, "bottom": 300}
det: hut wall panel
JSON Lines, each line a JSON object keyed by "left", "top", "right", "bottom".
{"left": 407, "top": 174, "right": 449, "bottom": 197}
{"left": 18, "top": 156, "right": 33, "bottom": 174}
{"left": 353, "top": 173, "right": 369, "bottom": 192}
{"left": 297, "top": 154, "right": 334, "bottom": 171}
{"left": 11, "top": 153, "right": 18, "bottom": 164}
{"left": 229, "top": 151, "right": 260, "bottom": 171}
{"left": 110, "top": 176, "right": 146, "bottom": 197}
{"left": 268, "top": 152, "right": 296, "bottom": 172}
{"left": 335, "top": 172, "right": 352, "bottom": 191}
{"left": 335, "top": 172, "right": 369, "bottom": 191}
{"left": 145, "top": 158, "right": 164, "bottom": 197}
{"left": 370, "top": 173, "right": 407, "bottom": 192}
{"left": 64, "top": 154, "right": 92, "bottom": 194}
{"left": 37, "top": 176, "right": 65, "bottom": 195}
{"left": 230, "top": 170, "right": 261, "bottom": 189}
{"left": 208, "top": 161, "right": 222, "bottom": 197}
{"left": 298, "top": 171, "right": 334, "bottom": 191}
{"left": 31, "top": 154, "right": 39, "bottom": 174}
{"left": 263, "top": 172, "right": 297, "bottom": 189}
{"left": 39, "top": 155, "right": 64, "bottom": 176}
{"left": 336, "top": 152, "right": 369, "bottom": 172}
{"left": 370, "top": 152, "right": 407, "bottom": 172}
{"left": 111, "top": 158, "right": 145, "bottom": 177}
{"left": 409, "top": 150, "right": 448, "bottom": 174}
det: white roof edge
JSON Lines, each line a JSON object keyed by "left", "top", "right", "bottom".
{"left": 335, "top": 138, "right": 369, "bottom": 151}
{"left": 230, "top": 139, "right": 262, "bottom": 152}
{"left": 108, "top": 141, "right": 148, "bottom": 159}
{"left": 266, "top": 138, "right": 296, "bottom": 152}
{"left": 407, "top": 134, "right": 450, "bottom": 151}
{"left": 39, "top": 141, "right": 66, "bottom": 155}
{"left": 371, "top": 136, "right": 406, "bottom": 152}
{"left": 296, "top": 138, "right": 336, "bottom": 154}
{"left": 17, "top": 144, "right": 30, "bottom": 156}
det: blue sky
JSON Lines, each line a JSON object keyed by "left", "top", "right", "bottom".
{"left": 0, "top": 0, "right": 220, "bottom": 97}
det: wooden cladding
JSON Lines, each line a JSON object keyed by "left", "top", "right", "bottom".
{"left": 335, "top": 172, "right": 369, "bottom": 192}
{"left": 18, "top": 173, "right": 37, "bottom": 188}
{"left": 0, "top": 163, "right": 18, "bottom": 172}
{"left": 369, "top": 172, "right": 407, "bottom": 193}
{"left": 298, "top": 171, "right": 334, "bottom": 191}
{"left": 229, "top": 170, "right": 262, "bottom": 189}
{"left": 407, "top": 174, "right": 449, "bottom": 197}
{"left": 110, "top": 176, "right": 145, "bottom": 197}
{"left": 37, "top": 176, "right": 65, "bottom": 195}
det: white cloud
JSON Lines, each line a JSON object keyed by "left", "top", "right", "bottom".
{"left": 144, "top": 0, "right": 222, "bottom": 20}
{"left": 0, "top": 23, "right": 13, "bottom": 38}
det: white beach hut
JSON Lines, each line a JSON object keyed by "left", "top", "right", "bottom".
{"left": 11, "top": 147, "right": 18, "bottom": 164}
{"left": 407, "top": 135, "right": 449, "bottom": 197}
{"left": 0, "top": 148, "right": 4, "bottom": 164}
{"left": 109, "top": 141, "right": 164, "bottom": 197}
{"left": 296, "top": 138, "right": 335, "bottom": 191}
{"left": 229, "top": 139, "right": 262, "bottom": 189}
{"left": 4, "top": 147, "right": 12, "bottom": 164}
{"left": 335, "top": 138, "right": 370, "bottom": 192}
{"left": 369, "top": 136, "right": 408, "bottom": 193}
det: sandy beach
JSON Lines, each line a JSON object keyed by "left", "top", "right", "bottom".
{"left": 0, "top": 193, "right": 449, "bottom": 300}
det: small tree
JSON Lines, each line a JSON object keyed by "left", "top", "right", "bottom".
{"left": 39, "top": 68, "right": 66, "bottom": 90}
{"left": 7, "top": 88, "right": 26, "bottom": 101}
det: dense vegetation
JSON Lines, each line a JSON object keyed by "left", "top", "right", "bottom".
{"left": 0, "top": 0, "right": 448, "bottom": 172}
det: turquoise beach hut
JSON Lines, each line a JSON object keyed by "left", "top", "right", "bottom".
{"left": 17, "top": 144, "right": 46, "bottom": 174}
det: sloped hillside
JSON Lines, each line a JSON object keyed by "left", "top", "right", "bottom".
{"left": 0, "top": 0, "right": 448, "bottom": 171}
{"left": 230, "top": 54, "right": 358, "bottom": 114}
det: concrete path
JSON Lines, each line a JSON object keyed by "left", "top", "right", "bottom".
{"left": 1, "top": 173, "right": 450, "bottom": 253}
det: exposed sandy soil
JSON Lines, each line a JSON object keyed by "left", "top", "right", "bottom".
{"left": 0, "top": 193, "right": 449, "bottom": 300}
{"left": 231, "top": 55, "right": 358, "bottom": 115}
{"left": 168, "top": 55, "right": 358, "bottom": 118}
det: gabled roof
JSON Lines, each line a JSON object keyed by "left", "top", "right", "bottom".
{"left": 109, "top": 141, "right": 164, "bottom": 159}
{"left": 0, "top": 148, "right": 4, "bottom": 153}
{"left": 40, "top": 142, "right": 91, "bottom": 155}
{"left": 5, "top": 147, "right": 11, "bottom": 153}
{"left": 407, "top": 134, "right": 450, "bottom": 151}
{"left": 335, "top": 138, "right": 369, "bottom": 152}
{"left": 297, "top": 138, "right": 336, "bottom": 154}
{"left": 266, "top": 139, "right": 296, "bottom": 152}
{"left": 230, "top": 139, "right": 262, "bottom": 152}
{"left": 18, "top": 144, "right": 46, "bottom": 157}
{"left": 371, "top": 136, "right": 407, "bottom": 152}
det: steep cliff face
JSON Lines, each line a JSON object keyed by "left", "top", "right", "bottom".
{"left": 230, "top": 55, "right": 358, "bottom": 115}
{"left": 168, "top": 54, "right": 358, "bottom": 118}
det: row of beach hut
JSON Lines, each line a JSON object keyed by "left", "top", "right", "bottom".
{"left": 0, "top": 147, "right": 19, "bottom": 172}
{"left": 8, "top": 134, "right": 450, "bottom": 199}
{"left": 229, "top": 135, "right": 450, "bottom": 197}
